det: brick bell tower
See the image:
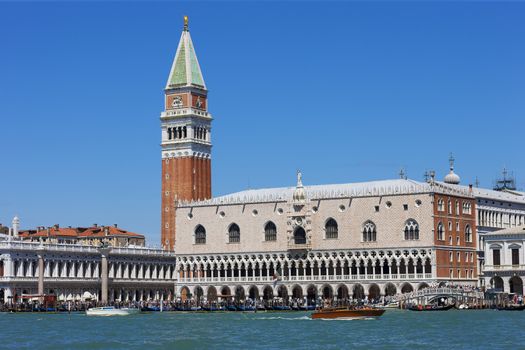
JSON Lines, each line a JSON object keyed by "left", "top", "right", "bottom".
{"left": 161, "top": 16, "right": 212, "bottom": 250}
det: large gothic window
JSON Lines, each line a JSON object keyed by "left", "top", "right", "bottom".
{"left": 229, "top": 223, "right": 240, "bottom": 243}
{"left": 465, "top": 224, "right": 472, "bottom": 243}
{"left": 437, "top": 222, "right": 444, "bottom": 241}
{"left": 264, "top": 222, "right": 277, "bottom": 241}
{"left": 362, "top": 221, "right": 376, "bottom": 242}
{"left": 325, "top": 218, "right": 338, "bottom": 239}
{"left": 294, "top": 227, "right": 306, "bottom": 244}
{"left": 195, "top": 225, "right": 206, "bottom": 244}
{"left": 404, "top": 219, "right": 419, "bottom": 240}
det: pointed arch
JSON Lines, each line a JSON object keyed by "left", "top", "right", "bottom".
{"left": 404, "top": 219, "right": 419, "bottom": 240}
{"left": 264, "top": 221, "right": 277, "bottom": 241}
{"left": 362, "top": 221, "right": 377, "bottom": 242}
{"left": 465, "top": 224, "right": 472, "bottom": 243}
{"left": 325, "top": 218, "right": 338, "bottom": 239}
{"left": 228, "top": 223, "right": 240, "bottom": 243}
{"left": 293, "top": 227, "right": 306, "bottom": 244}
{"left": 437, "top": 222, "right": 444, "bottom": 241}
{"left": 194, "top": 225, "right": 206, "bottom": 244}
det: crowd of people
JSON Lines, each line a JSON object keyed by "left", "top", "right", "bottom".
{"left": 1, "top": 283, "right": 521, "bottom": 312}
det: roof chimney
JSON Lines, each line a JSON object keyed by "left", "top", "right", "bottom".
{"left": 114, "top": 224, "right": 118, "bottom": 228}
{"left": 93, "top": 223, "right": 98, "bottom": 228}
{"left": 104, "top": 227, "right": 109, "bottom": 236}
{"left": 469, "top": 184, "right": 473, "bottom": 193}
{"left": 54, "top": 224, "right": 59, "bottom": 230}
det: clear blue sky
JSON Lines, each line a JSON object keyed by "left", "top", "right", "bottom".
{"left": 1, "top": 1, "right": 524, "bottom": 245}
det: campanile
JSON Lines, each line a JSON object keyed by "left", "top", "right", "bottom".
{"left": 161, "top": 16, "right": 212, "bottom": 250}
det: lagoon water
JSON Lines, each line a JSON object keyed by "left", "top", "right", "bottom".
{"left": 1, "top": 310, "right": 523, "bottom": 349}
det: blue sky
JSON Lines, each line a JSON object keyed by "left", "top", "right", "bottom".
{"left": 1, "top": 1, "right": 524, "bottom": 245}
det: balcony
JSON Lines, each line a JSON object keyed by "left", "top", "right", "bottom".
{"left": 287, "top": 241, "right": 312, "bottom": 251}
{"left": 160, "top": 108, "right": 210, "bottom": 120}
{"left": 175, "top": 273, "right": 434, "bottom": 284}
{"left": 484, "top": 264, "right": 525, "bottom": 272}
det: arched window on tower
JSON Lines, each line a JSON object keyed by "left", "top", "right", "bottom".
{"left": 183, "top": 126, "right": 187, "bottom": 138}
{"left": 448, "top": 200, "right": 452, "bottom": 214}
{"left": 167, "top": 128, "right": 172, "bottom": 140}
{"left": 465, "top": 224, "right": 472, "bottom": 243}
{"left": 229, "top": 224, "right": 240, "bottom": 243}
{"left": 404, "top": 219, "right": 419, "bottom": 240}
{"left": 264, "top": 222, "right": 277, "bottom": 241}
{"left": 195, "top": 225, "right": 206, "bottom": 244}
{"left": 325, "top": 218, "right": 338, "bottom": 239}
{"left": 437, "top": 222, "right": 444, "bottom": 241}
{"left": 362, "top": 221, "right": 377, "bottom": 242}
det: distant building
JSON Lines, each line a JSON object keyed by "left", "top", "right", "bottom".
{"left": 0, "top": 224, "right": 8, "bottom": 236}
{"left": 482, "top": 225, "right": 524, "bottom": 295}
{"left": 439, "top": 162, "right": 525, "bottom": 288}
{"left": 19, "top": 224, "right": 145, "bottom": 247}
{"left": 0, "top": 238, "right": 176, "bottom": 304}
{"left": 0, "top": 218, "right": 175, "bottom": 304}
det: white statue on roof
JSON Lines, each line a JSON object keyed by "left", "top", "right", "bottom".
{"left": 12, "top": 215, "right": 19, "bottom": 237}
{"left": 293, "top": 170, "right": 306, "bottom": 203}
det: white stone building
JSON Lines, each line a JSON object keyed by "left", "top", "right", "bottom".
{"left": 482, "top": 225, "right": 524, "bottom": 295}
{"left": 173, "top": 174, "right": 478, "bottom": 302}
{"left": 0, "top": 235, "right": 176, "bottom": 304}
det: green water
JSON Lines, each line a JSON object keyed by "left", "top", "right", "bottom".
{"left": 1, "top": 310, "right": 523, "bottom": 349}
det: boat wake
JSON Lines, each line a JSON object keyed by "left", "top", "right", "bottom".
{"left": 252, "top": 315, "right": 311, "bottom": 321}
{"left": 317, "top": 317, "right": 377, "bottom": 321}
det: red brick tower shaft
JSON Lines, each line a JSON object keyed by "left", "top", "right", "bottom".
{"left": 160, "top": 16, "right": 212, "bottom": 250}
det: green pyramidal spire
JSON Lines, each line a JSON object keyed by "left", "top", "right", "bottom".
{"left": 166, "top": 16, "right": 206, "bottom": 90}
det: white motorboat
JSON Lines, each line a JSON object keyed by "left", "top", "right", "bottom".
{"left": 377, "top": 301, "right": 399, "bottom": 309}
{"left": 86, "top": 306, "right": 140, "bottom": 316}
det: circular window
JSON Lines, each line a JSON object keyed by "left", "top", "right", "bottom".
{"left": 312, "top": 206, "right": 318, "bottom": 213}
{"left": 252, "top": 209, "right": 258, "bottom": 216}
{"left": 415, "top": 200, "right": 422, "bottom": 207}
{"left": 219, "top": 211, "right": 225, "bottom": 218}
{"left": 338, "top": 205, "right": 346, "bottom": 212}
{"left": 187, "top": 213, "right": 193, "bottom": 220}
{"left": 385, "top": 201, "right": 392, "bottom": 208}
{"left": 277, "top": 208, "right": 284, "bottom": 215}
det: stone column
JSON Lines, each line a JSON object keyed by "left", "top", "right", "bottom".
{"left": 36, "top": 244, "right": 45, "bottom": 302}
{"left": 99, "top": 247, "right": 111, "bottom": 305}
{"left": 38, "top": 254, "right": 44, "bottom": 296}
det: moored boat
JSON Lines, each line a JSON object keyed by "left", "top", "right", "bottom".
{"left": 141, "top": 306, "right": 161, "bottom": 312}
{"left": 497, "top": 304, "right": 525, "bottom": 311}
{"left": 408, "top": 304, "right": 454, "bottom": 311}
{"left": 311, "top": 307, "right": 385, "bottom": 319}
{"left": 272, "top": 305, "right": 291, "bottom": 311}
{"left": 86, "top": 306, "right": 140, "bottom": 316}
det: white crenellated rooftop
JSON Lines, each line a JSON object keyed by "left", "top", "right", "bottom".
{"left": 177, "top": 178, "right": 473, "bottom": 208}
{"left": 437, "top": 182, "right": 525, "bottom": 205}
